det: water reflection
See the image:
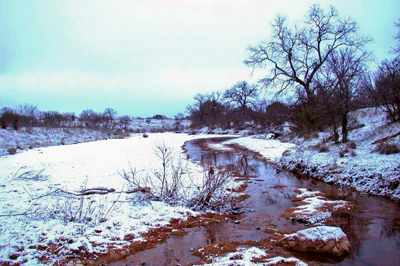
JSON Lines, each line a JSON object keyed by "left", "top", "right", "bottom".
{"left": 110, "top": 138, "right": 400, "bottom": 266}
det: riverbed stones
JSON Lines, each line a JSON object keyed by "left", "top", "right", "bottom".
{"left": 278, "top": 226, "right": 352, "bottom": 256}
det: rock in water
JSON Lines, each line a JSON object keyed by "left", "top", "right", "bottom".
{"left": 278, "top": 226, "right": 352, "bottom": 256}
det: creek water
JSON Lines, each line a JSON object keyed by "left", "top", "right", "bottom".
{"left": 109, "top": 138, "right": 400, "bottom": 266}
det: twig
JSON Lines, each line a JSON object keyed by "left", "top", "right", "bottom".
{"left": 23, "top": 186, "right": 33, "bottom": 199}
{"left": 103, "top": 185, "right": 124, "bottom": 220}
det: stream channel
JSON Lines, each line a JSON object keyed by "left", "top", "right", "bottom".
{"left": 110, "top": 137, "right": 400, "bottom": 266}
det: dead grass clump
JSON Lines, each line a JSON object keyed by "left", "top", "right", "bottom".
{"left": 313, "top": 143, "right": 329, "bottom": 153}
{"left": 373, "top": 142, "right": 400, "bottom": 155}
{"left": 115, "top": 132, "right": 130, "bottom": 139}
{"left": 346, "top": 141, "right": 357, "bottom": 149}
{"left": 7, "top": 147, "right": 17, "bottom": 155}
{"left": 338, "top": 149, "right": 347, "bottom": 158}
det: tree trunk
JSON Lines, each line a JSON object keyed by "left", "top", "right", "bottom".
{"left": 341, "top": 112, "right": 348, "bottom": 143}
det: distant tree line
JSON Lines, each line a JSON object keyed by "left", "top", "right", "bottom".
{"left": 187, "top": 5, "right": 400, "bottom": 143}
{"left": 0, "top": 105, "right": 187, "bottom": 132}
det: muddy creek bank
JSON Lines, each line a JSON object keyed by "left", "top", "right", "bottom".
{"left": 109, "top": 137, "right": 400, "bottom": 266}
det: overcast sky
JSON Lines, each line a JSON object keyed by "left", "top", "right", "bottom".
{"left": 1, "top": 0, "right": 399, "bottom": 118}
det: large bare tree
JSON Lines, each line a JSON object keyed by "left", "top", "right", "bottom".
{"left": 245, "top": 4, "right": 370, "bottom": 131}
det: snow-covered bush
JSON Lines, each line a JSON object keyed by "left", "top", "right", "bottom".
{"left": 119, "top": 142, "right": 238, "bottom": 213}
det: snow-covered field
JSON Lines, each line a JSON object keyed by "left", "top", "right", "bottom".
{"left": 212, "top": 107, "right": 400, "bottom": 201}
{"left": 0, "top": 127, "right": 112, "bottom": 157}
{"left": 0, "top": 118, "right": 193, "bottom": 157}
{"left": 0, "top": 133, "right": 237, "bottom": 265}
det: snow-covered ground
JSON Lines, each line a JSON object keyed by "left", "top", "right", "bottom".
{"left": 210, "top": 107, "right": 400, "bottom": 201}
{"left": 0, "top": 127, "right": 113, "bottom": 157}
{"left": 0, "top": 118, "right": 194, "bottom": 157}
{"left": 0, "top": 133, "right": 238, "bottom": 265}
{"left": 220, "top": 136, "right": 295, "bottom": 162}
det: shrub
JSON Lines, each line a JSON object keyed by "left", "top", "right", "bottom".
{"left": 374, "top": 142, "right": 400, "bottom": 155}
{"left": 115, "top": 132, "right": 130, "bottom": 139}
{"left": 346, "top": 141, "right": 357, "bottom": 149}
{"left": 313, "top": 142, "right": 329, "bottom": 153}
{"left": 7, "top": 147, "right": 17, "bottom": 155}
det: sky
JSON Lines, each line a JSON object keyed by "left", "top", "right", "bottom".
{"left": 1, "top": 0, "right": 399, "bottom": 118}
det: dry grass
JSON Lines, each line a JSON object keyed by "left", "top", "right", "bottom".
{"left": 7, "top": 147, "right": 17, "bottom": 155}
{"left": 373, "top": 142, "right": 400, "bottom": 155}
{"left": 313, "top": 142, "right": 330, "bottom": 153}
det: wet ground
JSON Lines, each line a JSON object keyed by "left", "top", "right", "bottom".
{"left": 110, "top": 137, "right": 400, "bottom": 266}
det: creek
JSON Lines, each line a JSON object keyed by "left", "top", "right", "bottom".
{"left": 109, "top": 137, "right": 400, "bottom": 266}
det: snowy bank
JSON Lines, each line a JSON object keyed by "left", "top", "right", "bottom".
{"left": 279, "top": 108, "right": 400, "bottom": 201}
{"left": 211, "top": 107, "right": 400, "bottom": 201}
{"left": 0, "top": 133, "right": 237, "bottom": 265}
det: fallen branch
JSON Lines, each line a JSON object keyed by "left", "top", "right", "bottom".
{"left": 79, "top": 187, "right": 116, "bottom": 195}
{"left": 125, "top": 187, "right": 151, "bottom": 194}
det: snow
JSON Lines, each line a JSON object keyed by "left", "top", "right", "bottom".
{"left": 0, "top": 132, "right": 234, "bottom": 265}
{"left": 220, "top": 136, "right": 295, "bottom": 162}
{"left": 207, "top": 142, "right": 236, "bottom": 152}
{"left": 289, "top": 188, "right": 351, "bottom": 225}
{"left": 204, "top": 247, "right": 307, "bottom": 266}
{"left": 285, "top": 226, "right": 346, "bottom": 242}
{"left": 0, "top": 127, "right": 111, "bottom": 157}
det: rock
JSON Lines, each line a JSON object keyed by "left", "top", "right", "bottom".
{"left": 278, "top": 226, "right": 352, "bottom": 256}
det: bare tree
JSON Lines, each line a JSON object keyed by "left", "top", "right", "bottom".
{"left": 0, "top": 107, "right": 20, "bottom": 130}
{"left": 245, "top": 4, "right": 371, "bottom": 131}
{"left": 187, "top": 92, "right": 226, "bottom": 127}
{"left": 17, "top": 104, "right": 38, "bottom": 126}
{"left": 175, "top": 113, "right": 185, "bottom": 120}
{"left": 392, "top": 19, "right": 400, "bottom": 56}
{"left": 322, "top": 48, "right": 371, "bottom": 142}
{"left": 223, "top": 81, "right": 259, "bottom": 120}
{"left": 103, "top": 108, "right": 117, "bottom": 129}
{"left": 79, "top": 109, "right": 102, "bottom": 128}
{"left": 153, "top": 142, "right": 174, "bottom": 198}
{"left": 366, "top": 58, "right": 400, "bottom": 122}
{"left": 119, "top": 115, "right": 131, "bottom": 130}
